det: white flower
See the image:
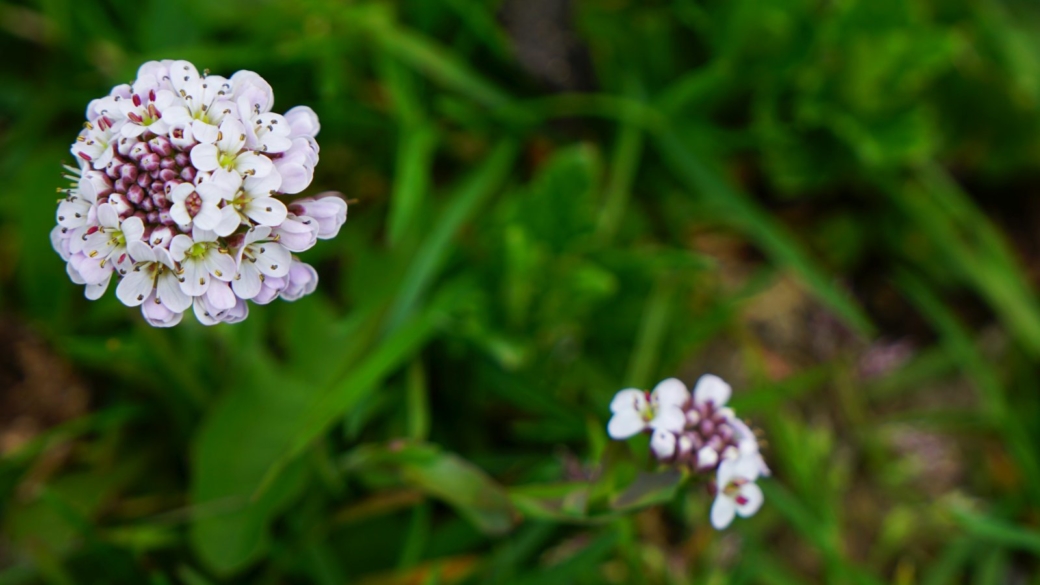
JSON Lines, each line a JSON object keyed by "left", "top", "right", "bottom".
{"left": 201, "top": 168, "right": 286, "bottom": 233}
{"left": 161, "top": 61, "right": 235, "bottom": 144}
{"left": 79, "top": 203, "right": 145, "bottom": 277}
{"left": 170, "top": 228, "right": 237, "bottom": 296}
{"left": 116, "top": 241, "right": 191, "bottom": 315}
{"left": 168, "top": 182, "right": 225, "bottom": 231}
{"left": 72, "top": 116, "right": 123, "bottom": 169}
{"left": 245, "top": 112, "right": 293, "bottom": 154}
{"left": 230, "top": 227, "right": 291, "bottom": 300}
{"left": 117, "top": 80, "right": 177, "bottom": 139}
{"left": 710, "top": 456, "right": 765, "bottom": 530}
{"left": 190, "top": 118, "right": 273, "bottom": 178}
{"left": 607, "top": 377, "right": 689, "bottom": 440}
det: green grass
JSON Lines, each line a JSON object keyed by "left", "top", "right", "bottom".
{"left": 3, "top": 0, "right": 1040, "bottom": 582}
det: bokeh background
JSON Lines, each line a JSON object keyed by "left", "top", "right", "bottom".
{"left": 3, "top": 0, "right": 1040, "bottom": 582}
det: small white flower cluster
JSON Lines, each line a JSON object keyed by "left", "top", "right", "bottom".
{"left": 607, "top": 375, "right": 769, "bottom": 529}
{"left": 51, "top": 60, "right": 347, "bottom": 327}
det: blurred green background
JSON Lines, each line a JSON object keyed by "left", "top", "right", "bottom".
{"left": 4, "top": 0, "right": 1040, "bottom": 582}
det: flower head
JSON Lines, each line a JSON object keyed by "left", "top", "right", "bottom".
{"left": 606, "top": 374, "right": 769, "bottom": 530}
{"left": 52, "top": 60, "right": 349, "bottom": 326}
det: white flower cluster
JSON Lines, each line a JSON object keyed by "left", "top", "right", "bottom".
{"left": 608, "top": 375, "right": 769, "bottom": 529}
{"left": 51, "top": 60, "right": 347, "bottom": 327}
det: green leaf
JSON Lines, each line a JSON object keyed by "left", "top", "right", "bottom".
{"left": 343, "top": 443, "right": 515, "bottom": 536}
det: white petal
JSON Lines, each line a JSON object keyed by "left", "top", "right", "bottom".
{"left": 232, "top": 262, "right": 262, "bottom": 299}
{"left": 191, "top": 205, "right": 222, "bottom": 231}
{"left": 120, "top": 216, "right": 145, "bottom": 243}
{"left": 693, "top": 374, "right": 731, "bottom": 407}
{"left": 273, "top": 161, "right": 312, "bottom": 194}
{"left": 170, "top": 202, "right": 193, "bottom": 227}
{"left": 650, "top": 429, "right": 676, "bottom": 459}
{"left": 170, "top": 234, "right": 194, "bottom": 261}
{"left": 733, "top": 455, "right": 764, "bottom": 482}
{"left": 610, "top": 389, "right": 647, "bottom": 414}
{"left": 67, "top": 260, "right": 86, "bottom": 284}
{"left": 652, "top": 378, "right": 690, "bottom": 408}
{"left": 179, "top": 259, "right": 210, "bottom": 296}
{"left": 116, "top": 266, "right": 154, "bottom": 306}
{"left": 127, "top": 240, "right": 156, "bottom": 263}
{"left": 243, "top": 170, "right": 281, "bottom": 196}
{"left": 190, "top": 143, "right": 220, "bottom": 172}
{"left": 158, "top": 271, "right": 192, "bottom": 313}
{"left": 284, "top": 105, "right": 320, "bottom": 138}
{"left": 234, "top": 152, "right": 273, "bottom": 177}
{"left": 650, "top": 406, "right": 685, "bottom": 433}
{"left": 97, "top": 203, "right": 119, "bottom": 229}
{"left": 84, "top": 271, "right": 112, "bottom": 300}
{"left": 169, "top": 182, "right": 195, "bottom": 204}
{"left": 735, "top": 482, "right": 764, "bottom": 518}
{"left": 161, "top": 105, "right": 192, "bottom": 127}
{"left": 204, "top": 250, "right": 237, "bottom": 281}
{"left": 710, "top": 496, "right": 736, "bottom": 530}
{"left": 717, "top": 458, "right": 738, "bottom": 487}
{"left": 192, "top": 297, "right": 222, "bottom": 326}
{"left": 218, "top": 118, "right": 247, "bottom": 153}
{"left": 141, "top": 294, "right": 183, "bottom": 327}
{"left": 607, "top": 411, "right": 647, "bottom": 440}
{"left": 244, "top": 197, "right": 287, "bottom": 226}
{"left": 214, "top": 206, "right": 242, "bottom": 236}
{"left": 191, "top": 119, "right": 219, "bottom": 145}
{"left": 253, "top": 242, "right": 290, "bottom": 277}
{"left": 205, "top": 280, "right": 237, "bottom": 310}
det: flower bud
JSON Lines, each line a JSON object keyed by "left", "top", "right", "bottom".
{"left": 288, "top": 194, "right": 347, "bottom": 239}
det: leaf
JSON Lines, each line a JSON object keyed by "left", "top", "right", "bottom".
{"left": 343, "top": 443, "right": 515, "bottom": 536}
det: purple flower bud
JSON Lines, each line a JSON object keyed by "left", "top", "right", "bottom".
{"left": 142, "top": 294, "right": 182, "bottom": 328}
{"left": 146, "top": 210, "right": 159, "bottom": 224}
{"left": 127, "top": 184, "right": 145, "bottom": 205}
{"left": 140, "top": 197, "right": 154, "bottom": 212}
{"left": 148, "top": 135, "right": 173, "bottom": 157}
{"left": 120, "top": 163, "right": 138, "bottom": 183}
{"left": 180, "top": 166, "right": 197, "bottom": 182}
{"left": 280, "top": 259, "right": 318, "bottom": 301}
{"left": 700, "top": 419, "right": 715, "bottom": 437}
{"left": 149, "top": 225, "right": 174, "bottom": 247}
{"left": 109, "top": 193, "right": 133, "bottom": 216}
{"left": 158, "top": 210, "right": 175, "bottom": 226}
{"left": 151, "top": 190, "right": 169, "bottom": 209}
{"left": 159, "top": 168, "right": 178, "bottom": 183}
{"left": 175, "top": 151, "right": 192, "bottom": 168}
{"left": 253, "top": 276, "right": 286, "bottom": 305}
{"left": 160, "top": 156, "right": 177, "bottom": 170}
{"left": 141, "top": 153, "right": 161, "bottom": 172}
{"left": 272, "top": 213, "right": 319, "bottom": 252}
{"left": 129, "top": 141, "right": 150, "bottom": 161}
{"left": 284, "top": 105, "right": 320, "bottom": 138}
{"left": 288, "top": 193, "right": 347, "bottom": 239}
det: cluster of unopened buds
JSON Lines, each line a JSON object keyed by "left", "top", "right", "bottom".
{"left": 51, "top": 60, "right": 347, "bottom": 327}
{"left": 608, "top": 374, "right": 769, "bottom": 529}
